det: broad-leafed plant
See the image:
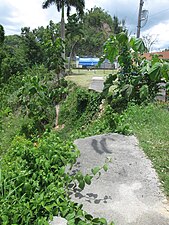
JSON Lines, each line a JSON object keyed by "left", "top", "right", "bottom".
{"left": 100, "top": 32, "right": 169, "bottom": 106}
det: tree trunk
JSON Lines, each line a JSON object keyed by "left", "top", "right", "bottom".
{"left": 68, "top": 41, "right": 77, "bottom": 73}
{"left": 61, "top": 4, "right": 65, "bottom": 60}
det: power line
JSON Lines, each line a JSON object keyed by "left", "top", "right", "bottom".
{"left": 149, "top": 8, "right": 169, "bottom": 18}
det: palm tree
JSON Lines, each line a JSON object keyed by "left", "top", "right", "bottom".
{"left": 42, "top": 0, "right": 85, "bottom": 60}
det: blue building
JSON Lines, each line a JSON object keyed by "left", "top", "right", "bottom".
{"left": 76, "top": 56, "right": 114, "bottom": 69}
{"left": 76, "top": 56, "right": 99, "bottom": 68}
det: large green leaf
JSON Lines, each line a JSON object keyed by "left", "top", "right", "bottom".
{"left": 121, "top": 84, "right": 133, "bottom": 98}
{"left": 116, "top": 32, "right": 128, "bottom": 44}
{"left": 66, "top": 212, "right": 75, "bottom": 221}
{"left": 161, "top": 62, "right": 169, "bottom": 81}
{"left": 98, "top": 218, "right": 108, "bottom": 224}
{"left": 130, "top": 37, "right": 147, "bottom": 53}
{"left": 139, "top": 85, "right": 149, "bottom": 99}
{"left": 85, "top": 214, "right": 93, "bottom": 220}
{"left": 102, "top": 36, "right": 119, "bottom": 63}
{"left": 166, "top": 82, "right": 169, "bottom": 91}
{"left": 148, "top": 62, "right": 163, "bottom": 81}
{"left": 151, "top": 54, "right": 162, "bottom": 65}
{"left": 102, "top": 73, "right": 117, "bottom": 97}
{"left": 103, "top": 164, "right": 108, "bottom": 172}
{"left": 84, "top": 174, "right": 92, "bottom": 185}
{"left": 78, "top": 179, "right": 85, "bottom": 189}
{"left": 77, "top": 221, "right": 87, "bottom": 225}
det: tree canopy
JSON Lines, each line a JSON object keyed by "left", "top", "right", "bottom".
{"left": 66, "top": 7, "right": 126, "bottom": 57}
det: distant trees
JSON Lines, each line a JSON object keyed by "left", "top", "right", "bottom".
{"left": 0, "top": 22, "right": 64, "bottom": 84}
{"left": 79, "top": 7, "right": 114, "bottom": 56}
{"left": 42, "top": 0, "right": 85, "bottom": 59}
{"left": 69, "top": 7, "right": 126, "bottom": 57}
{"left": 21, "top": 27, "right": 43, "bottom": 66}
{"left": 0, "top": 6, "right": 126, "bottom": 83}
{"left": 112, "top": 16, "right": 126, "bottom": 34}
{"left": 1, "top": 35, "right": 27, "bottom": 83}
{"left": 0, "top": 25, "right": 5, "bottom": 82}
{"left": 42, "top": 3, "right": 125, "bottom": 58}
{"left": 65, "top": 13, "right": 84, "bottom": 71}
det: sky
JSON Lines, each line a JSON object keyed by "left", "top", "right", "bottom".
{"left": 0, "top": 0, "right": 169, "bottom": 51}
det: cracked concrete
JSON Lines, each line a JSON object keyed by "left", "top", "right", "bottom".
{"left": 70, "top": 133, "right": 169, "bottom": 225}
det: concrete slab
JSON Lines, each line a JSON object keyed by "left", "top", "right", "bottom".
{"left": 89, "top": 77, "right": 104, "bottom": 92}
{"left": 70, "top": 133, "right": 169, "bottom": 225}
{"left": 49, "top": 216, "right": 67, "bottom": 225}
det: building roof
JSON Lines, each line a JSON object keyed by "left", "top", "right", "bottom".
{"left": 143, "top": 50, "right": 169, "bottom": 60}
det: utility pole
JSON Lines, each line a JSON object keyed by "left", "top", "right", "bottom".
{"left": 137, "top": 0, "right": 144, "bottom": 38}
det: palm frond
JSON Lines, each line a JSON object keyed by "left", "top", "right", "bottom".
{"left": 42, "top": 0, "right": 54, "bottom": 9}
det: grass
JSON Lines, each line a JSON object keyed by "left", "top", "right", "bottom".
{"left": 123, "top": 102, "right": 169, "bottom": 196}
{"left": 66, "top": 69, "right": 114, "bottom": 88}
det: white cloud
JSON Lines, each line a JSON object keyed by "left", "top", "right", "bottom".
{"left": 142, "top": 21, "right": 169, "bottom": 51}
{"left": 3, "top": 0, "right": 61, "bottom": 34}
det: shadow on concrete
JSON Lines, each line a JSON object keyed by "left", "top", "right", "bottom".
{"left": 69, "top": 187, "right": 112, "bottom": 204}
{"left": 70, "top": 162, "right": 81, "bottom": 175}
{"left": 91, "top": 138, "right": 112, "bottom": 154}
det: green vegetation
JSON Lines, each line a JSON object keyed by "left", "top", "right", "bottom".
{"left": 0, "top": 68, "right": 114, "bottom": 224}
{"left": 0, "top": 22, "right": 64, "bottom": 84}
{"left": 0, "top": 23, "right": 115, "bottom": 223}
{"left": 0, "top": 10, "right": 169, "bottom": 223}
{"left": 100, "top": 32, "right": 169, "bottom": 105}
{"left": 122, "top": 103, "right": 169, "bottom": 196}
{"left": 1, "top": 132, "right": 111, "bottom": 224}
{"left": 58, "top": 83, "right": 130, "bottom": 140}
{"left": 65, "top": 7, "right": 126, "bottom": 58}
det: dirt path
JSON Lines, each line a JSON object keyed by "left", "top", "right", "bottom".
{"left": 70, "top": 133, "right": 169, "bottom": 225}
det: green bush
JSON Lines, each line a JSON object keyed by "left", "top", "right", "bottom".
{"left": 100, "top": 32, "right": 169, "bottom": 106}
{"left": 16, "top": 65, "right": 68, "bottom": 135}
{"left": 0, "top": 132, "right": 112, "bottom": 225}
{"left": 58, "top": 85, "right": 102, "bottom": 136}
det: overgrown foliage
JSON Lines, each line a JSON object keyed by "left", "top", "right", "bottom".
{"left": 1, "top": 35, "right": 28, "bottom": 83}
{"left": 0, "top": 132, "right": 111, "bottom": 224}
{"left": 58, "top": 83, "right": 130, "bottom": 140}
{"left": 0, "top": 24, "right": 5, "bottom": 81}
{"left": 0, "top": 65, "right": 68, "bottom": 143}
{"left": 100, "top": 32, "right": 169, "bottom": 108}
{"left": 1, "top": 14, "right": 168, "bottom": 224}
{"left": 0, "top": 54, "right": 114, "bottom": 225}
{"left": 0, "top": 22, "right": 64, "bottom": 85}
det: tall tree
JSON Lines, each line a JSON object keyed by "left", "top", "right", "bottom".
{"left": 0, "top": 25, "right": 5, "bottom": 83}
{"left": 66, "top": 13, "right": 84, "bottom": 72}
{"left": 113, "top": 16, "right": 126, "bottom": 34}
{"left": 42, "top": 0, "right": 85, "bottom": 60}
{"left": 1, "top": 35, "right": 28, "bottom": 83}
{"left": 76, "top": 7, "right": 115, "bottom": 57}
{"left": 21, "top": 27, "right": 43, "bottom": 66}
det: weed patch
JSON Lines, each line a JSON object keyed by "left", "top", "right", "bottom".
{"left": 122, "top": 103, "right": 169, "bottom": 196}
